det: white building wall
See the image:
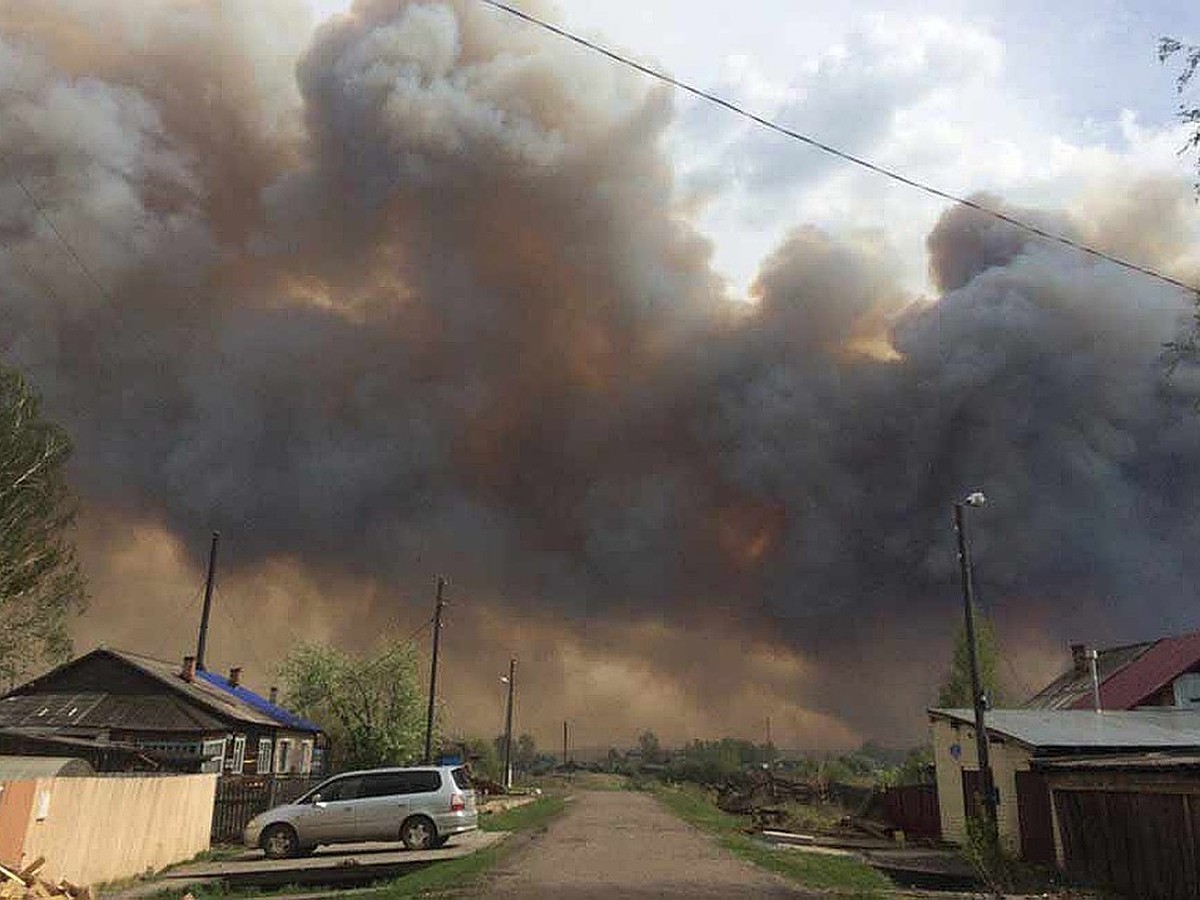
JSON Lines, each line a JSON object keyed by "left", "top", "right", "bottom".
{"left": 930, "top": 715, "right": 1032, "bottom": 853}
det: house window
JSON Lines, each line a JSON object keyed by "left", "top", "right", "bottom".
{"left": 230, "top": 735, "right": 247, "bottom": 773}
{"left": 299, "top": 740, "right": 313, "bottom": 775}
{"left": 257, "top": 738, "right": 273, "bottom": 774}
{"left": 200, "top": 738, "right": 226, "bottom": 774}
{"left": 1174, "top": 673, "right": 1200, "bottom": 707}
{"left": 275, "top": 738, "right": 292, "bottom": 774}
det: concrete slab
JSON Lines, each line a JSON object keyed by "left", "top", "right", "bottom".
{"left": 161, "top": 831, "right": 505, "bottom": 888}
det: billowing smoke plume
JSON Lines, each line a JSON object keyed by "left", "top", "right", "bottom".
{"left": 2, "top": 0, "right": 1198, "bottom": 748}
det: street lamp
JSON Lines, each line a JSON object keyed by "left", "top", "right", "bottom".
{"left": 501, "top": 659, "right": 516, "bottom": 791}
{"left": 953, "top": 491, "right": 999, "bottom": 841}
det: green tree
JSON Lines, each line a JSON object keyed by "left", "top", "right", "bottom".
{"left": 637, "top": 730, "right": 663, "bottom": 764}
{"left": 937, "top": 612, "right": 1004, "bottom": 708}
{"left": 279, "top": 637, "right": 426, "bottom": 770}
{"left": 0, "top": 365, "right": 84, "bottom": 686}
{"left": 1160, "top": 38, "right": 1200, "bottom": 181}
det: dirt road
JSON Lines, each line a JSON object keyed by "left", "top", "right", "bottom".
{"left": 476, "top": 790, "right": 816, "bottom": 898}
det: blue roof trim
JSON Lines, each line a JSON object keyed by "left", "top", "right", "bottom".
{"left": 195, "top": 670, "right": 321, "bottom": 732}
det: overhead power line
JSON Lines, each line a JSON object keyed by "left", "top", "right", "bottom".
{"left": 479, "top": 0, "right": 1199, "bottom": 298}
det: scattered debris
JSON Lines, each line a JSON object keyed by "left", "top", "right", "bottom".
{"left": 0, "top": 859, "right": 92, "bottom": 900}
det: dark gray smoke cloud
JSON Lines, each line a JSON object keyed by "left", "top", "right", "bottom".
{"left": 2, "top": 0, "right": 1199, "bottom": 744}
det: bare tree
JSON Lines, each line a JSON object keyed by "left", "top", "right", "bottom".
{"left": 1160, "top": 38, "right": 1200, "bottom": 185}
{"left": 0, "top": 366, "right": 85, "bottom": 687}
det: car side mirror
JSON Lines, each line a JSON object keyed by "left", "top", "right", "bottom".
{"left": 311, "top": 794, "right": 323, "bottom": 806}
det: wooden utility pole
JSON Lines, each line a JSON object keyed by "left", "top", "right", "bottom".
{"left": 954, "top": 498, "right": 998, "bottom": 840}
{"left": 563, "top": 720, "right": 569, "bottom": 767}
{"left": 423, "top": 577, "right": 446, "bottom": 765}
{"left": 195, "top": 532, "right": 220, "bottom": 671}
{"left": 502, "top": 657, "right": 516, "bottom": 790}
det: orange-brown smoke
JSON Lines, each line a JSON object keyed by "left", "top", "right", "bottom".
{"left": 3, "top": 1, "right": 1200, "bottom": 751}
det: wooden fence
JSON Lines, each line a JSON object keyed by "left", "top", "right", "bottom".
{"left": 1054, "top": 788, "right": 1200, "bottom": 899}
{"left": 211, "top": 774, "right": 323, "bottom": 843}
{"left": 881, "top": 783, "right": 940, "bottom": 840}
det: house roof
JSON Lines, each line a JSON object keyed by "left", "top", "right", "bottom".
{"left": 1032, "top": 752, "right": 1200, "bottom": 772}
{"left": 930, "top": 708, "right": 1200, "bottom": 750}
{"left": 193, "top": 668, "right": 320, "bottom": 732}
{"left": 1, "top": 648, "right": 320, "bottom": 734}
{"left": 1023, "top": 630, "right": 1200, "bottom": 711}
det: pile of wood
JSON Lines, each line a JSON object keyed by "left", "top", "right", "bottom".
{"left": 0, "top": 858, "right": 92, "bottom": 900}
{"left": 717, "top": 769, "right": 816, "bottom": 814}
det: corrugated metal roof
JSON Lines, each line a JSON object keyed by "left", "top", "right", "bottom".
{"left": 4, "top": 649, "right": 321, "bottom": 734}
{"left": 110, "top": 650, "right": 287, "bottom": 729}
{"left": 0, "top": 755, "right": 94, "bottom": 779}
{"left": 194, "top": 670, "right": 321, "bottom": 732}
{"left": 1075, "top": 631, "right": 1200, "bottom": 710}
{"left": 1023, "top": 641, "right": 1154, "bottom": 709}
{"left": 930, "top": 708, "right": 1200, "bottom": 749}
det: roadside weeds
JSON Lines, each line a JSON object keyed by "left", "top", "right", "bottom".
{"left": 651, "top": 782, "right": 894, "bottom": 899}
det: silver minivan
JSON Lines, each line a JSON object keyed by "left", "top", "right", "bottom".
{"left": 243, "top": 765, "right": 478, "bottom": 858}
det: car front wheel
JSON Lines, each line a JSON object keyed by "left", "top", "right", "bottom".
{"left": 400, "top": 816, "right": 437, "bottom": 851}
{"left": 261, "top": 823, "right": 300, "bottom": 859}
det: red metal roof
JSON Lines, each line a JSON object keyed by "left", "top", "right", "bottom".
{"left": 1070, "top": 631, "right": 1200, "bottom": 710}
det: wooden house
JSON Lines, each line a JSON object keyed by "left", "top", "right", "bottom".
{"left": 0, "top": 648, "right": 323, "bottom": 775}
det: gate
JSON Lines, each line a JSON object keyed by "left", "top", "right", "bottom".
{"left": 211, "top": 774, "right": 323, "bottom": 843}
{"left": 1015, "top": 770, "right": 1055, "bottom": 864}
{"left": 882, "top": 784, "right": 940, "bottom": 839}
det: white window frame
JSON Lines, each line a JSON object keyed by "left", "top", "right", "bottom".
{"left": 299, "top": 739, "right": 314, "bottom": 775}
{"left": 275, "top": 738, "right": 292, "bottom": 774}
{"left": 1174, "top": 672, "right": 1200, "bottom": 706}
{"left": 200, "top": 738, "right": 227, "bottom": 774}
{"left": 230, "top": 735, "right": 247, "bottom": 773}
{"left": 257, "top": 737, "right": 273, "bottom": 774}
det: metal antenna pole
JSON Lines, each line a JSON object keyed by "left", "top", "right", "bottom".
{"left": 423, "top": 577, "right": 446, "bottom": 764}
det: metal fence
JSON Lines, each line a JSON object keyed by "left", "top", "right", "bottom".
{"left": 211, "top": 774, "right": 323, "bottom": 843}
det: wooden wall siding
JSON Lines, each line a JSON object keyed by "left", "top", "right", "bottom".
{"left": 1054, "top": 788, "right": 1200, "bottom": 899}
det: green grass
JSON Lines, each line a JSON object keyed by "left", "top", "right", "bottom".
{"left": 135, "top": 795, "right": 569, "bottom": 900}
{"left": 652, "top": 784, "right": 894, "bottom": 899}
{"left": 479, "top": 794, "right": 567, "bottom": 833}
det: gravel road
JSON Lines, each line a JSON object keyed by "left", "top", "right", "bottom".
{"left": 475, "top": 790, "right": 817, "bottom": 898}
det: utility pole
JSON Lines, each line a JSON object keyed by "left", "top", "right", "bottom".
{"left": 195, "top": 532, "right": 220, "bottom": 671}
{"left": 502, "top": 657, "right": 516, "bottom": 791}
{"left": 563, "top": 720, "right": 569, "bottom": 768}
{"left": 423, "top": 577, "right": 446, "bottom": 765}
{"left": 766, "top": 716, "right": 772, "bottom": 748}
{"left": 954, "top": 495, "right": 998, "bottom": 841}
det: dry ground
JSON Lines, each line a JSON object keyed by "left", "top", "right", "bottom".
{"left": 474, "top": 790, "right": 818, "bottom": 899}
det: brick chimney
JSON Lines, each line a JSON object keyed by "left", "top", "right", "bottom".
{"left": 228, "top": 666, "right": 242, "bottom": 689}
{"left": 1070, "top": 643, "right": 1089, "bottom": 675}
{"left": 181, "top": 655, "right": 197, "bottom": 682}
{"left": 269, "top": 686, "right": 279, "bottom": 705}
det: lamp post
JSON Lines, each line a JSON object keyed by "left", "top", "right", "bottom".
{"left": 501, "top": 658, "right": 516, "bottom": 791}
{"left": 953, "top": 491, "right": 998, "bottom": 840}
